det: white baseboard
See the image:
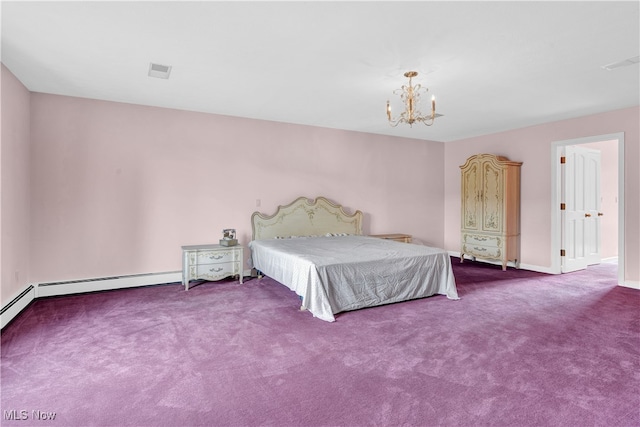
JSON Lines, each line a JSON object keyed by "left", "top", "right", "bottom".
{"left": 449, "top": 251, "right": 638, "bottom": 287}
{"left": 517, "top": 263, "right": 557, "bottom": 274}
{"left": 447, "top": 251, "right": 555, "bottom": 274}
{"left": 1, "top": 285, "right": 36, "bottom": 329}
{"left": 447, "top": 250, "right": 463, "bottom": 259}
{"left": 620, "top": 280, "right": 640, "bottom": 290}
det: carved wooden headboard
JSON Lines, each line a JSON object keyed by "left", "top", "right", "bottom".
{"left": 251, "top": 196, "right": 364, "bottom": 240}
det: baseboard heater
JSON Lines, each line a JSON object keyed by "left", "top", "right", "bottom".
{"left": 2, "top": 269, "right": 258, "bottom": 329}
{"left": 1, "top": 285, "right": 36, "bottom": 330}
{"left": 37, "top": 271, "right": 182, "bottom": 298}
{"left": 1, "top": 272, "right": 182, "bottom": 330}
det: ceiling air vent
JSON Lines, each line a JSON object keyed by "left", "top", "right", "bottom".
{"left": 601, "top": 55, "right": 640, "bottom": 71}
{"left": 148, "top": 63, "right": 172, "bottom": 79}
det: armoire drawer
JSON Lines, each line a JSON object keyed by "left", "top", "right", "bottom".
{"left": 462, "top": 243, "right": 502, "bottom": 259}
{"left": 462, "top": 233, "right": 502, "bottom": 249}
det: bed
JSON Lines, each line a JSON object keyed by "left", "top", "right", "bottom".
{"left": 249, "top": 196, "right": 459, "bottom": 322}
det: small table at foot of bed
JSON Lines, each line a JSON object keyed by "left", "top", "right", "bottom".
{"left": 370, "top": 233, "right": 412, "bottom": 243}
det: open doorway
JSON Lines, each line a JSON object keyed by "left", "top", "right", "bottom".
{"left": 551, "top": 133, "right": 624, "bottom": 285}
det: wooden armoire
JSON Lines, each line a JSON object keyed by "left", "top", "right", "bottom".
{"left": 460, "top": 154, "right": 522, "bottom": 270}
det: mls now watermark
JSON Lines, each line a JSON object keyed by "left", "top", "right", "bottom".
{"left": 4, "top": 409, "right": 57, "bottom": 421}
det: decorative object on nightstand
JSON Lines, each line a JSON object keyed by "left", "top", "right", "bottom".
{"left": 370, "top": 233, "right": 412, "bottom": 243}
{"left": 220, "top": 228, "right": 238, "bottom": 246}
{"left": 181, "top": 244, "right": 244, "bottom": 290}
{"left": 460, "top": 153, "right": 522, "bottom": 271}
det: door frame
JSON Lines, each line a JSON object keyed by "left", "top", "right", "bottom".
{"left": 550, "top": 132, "right": 624, "bottom": 285}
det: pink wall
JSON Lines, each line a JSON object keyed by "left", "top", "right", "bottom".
{"left": 28, "top": 93, "right": 446, "bottom": 284}
{"left": 444, "top": 106, "right": 639, "bottom": 284}
{"left": 2, "top": 62, "right": 638, "bottom": 305}
{"left": 1, "top": 65, "right": 32, "bottom": 305}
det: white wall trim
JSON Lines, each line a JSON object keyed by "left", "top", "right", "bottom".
{"left": 516, "top": 262, "right": 557, "bottom": 275}
{"left": 1, "top": 284, "right": 36, "bottom": 329}
{"left": 448, "top": 250, "right": 461, "bottom": 259}
{"left": 620, "top": 281, "right": 640, "bottom": 290}
{"left": 447, "top": 251, "right": 556, "bottom": 274}
{"left": 550, "top": 132, "right": 625, "bottom": 285}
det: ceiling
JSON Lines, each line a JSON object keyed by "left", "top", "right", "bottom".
{"left": 2, "top": 1, "right": 639, "bottom": 142}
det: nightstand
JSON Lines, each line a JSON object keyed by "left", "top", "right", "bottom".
{"left": 181, "top": 244, "right": 244, "bottom": 290}
{"left": 370, "top": 233, "right": 412, "bottom": 243}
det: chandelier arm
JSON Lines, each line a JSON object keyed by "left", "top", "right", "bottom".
{"left": 388, "top": 120, "right": 402, "bottom": 128}
{"left": 416, "top": 114, "right": 435, "bottom": 126}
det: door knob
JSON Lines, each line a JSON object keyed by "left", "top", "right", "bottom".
{"left": 598, "top": 212, "right": 604, "bottom": 216}
{"left": 585, "top": 213, "right": 592, "bottom": 217}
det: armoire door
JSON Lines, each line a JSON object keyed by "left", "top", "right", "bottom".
{"left": 461, "top": 160, "right": 480, "bottom": 232}
{"left": 481, "top": 160, "right": 504, "bottom": 233}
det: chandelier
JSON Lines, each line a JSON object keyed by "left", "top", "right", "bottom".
{"left": 386, "top": 71, "right": 438, "bottom": 127}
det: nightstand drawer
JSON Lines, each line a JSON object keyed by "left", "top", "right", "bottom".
{"left": 190, "top": 262, "right": 240, "bottom": 281}
{"left": 190, "top": 249, "right": 237, "bottom": 265}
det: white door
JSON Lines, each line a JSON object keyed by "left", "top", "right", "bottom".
{"left": 584, "top": 149, "right": 602, "bottom": 265}
{"left": 561, "top": 146, "right": 602, "bottom": 273}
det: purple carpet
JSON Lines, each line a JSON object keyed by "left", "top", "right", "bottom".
{"left": 1, "top": 259, "right": 638, "bottom": 426}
